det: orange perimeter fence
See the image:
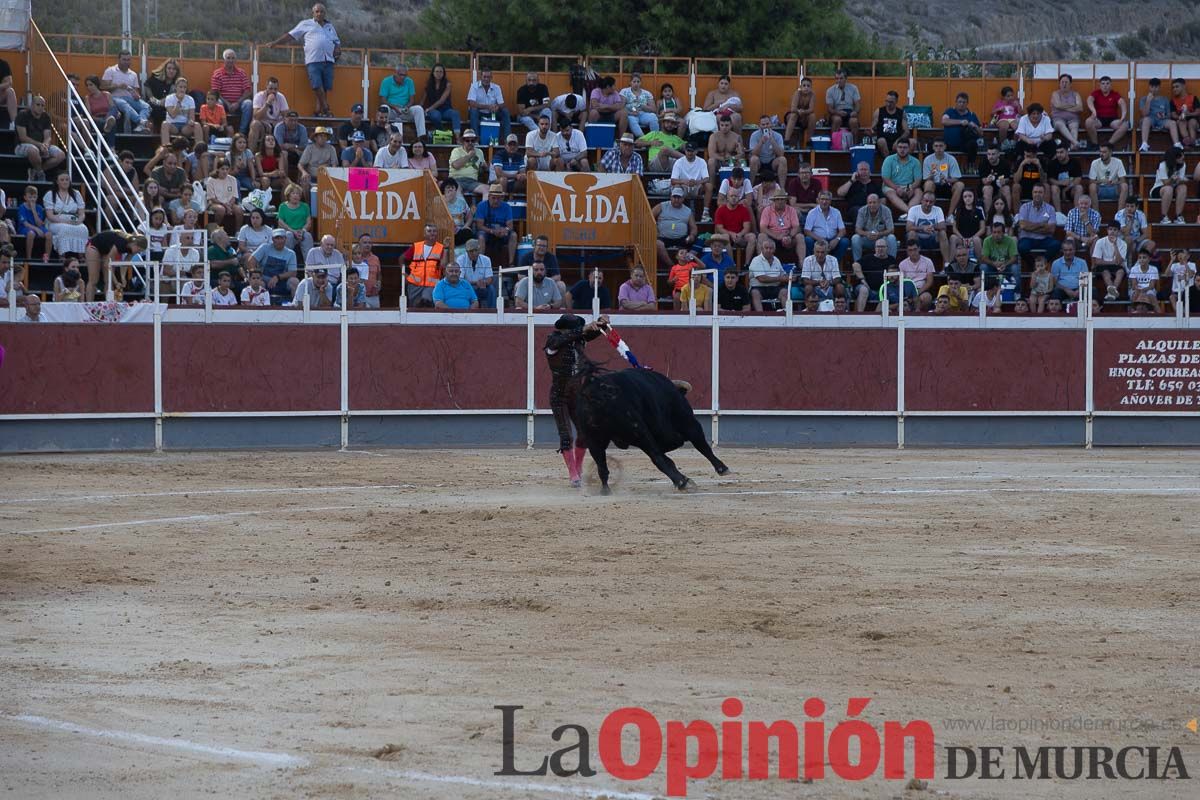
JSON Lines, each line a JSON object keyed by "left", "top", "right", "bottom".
{"left": 8, "top": 29, "right": 1200, "bottom": 132}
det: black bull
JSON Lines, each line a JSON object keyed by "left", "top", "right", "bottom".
{"left": 576, "top": 368, "right": 729, "bottom": 493}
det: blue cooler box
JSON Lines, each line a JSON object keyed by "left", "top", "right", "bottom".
{"left": 850, "top": 145, "right": 876, "bottom": 172}
{"left": 810, "top": 135, "right": 831, "bottom": 151}
{"left": 585, "top": 123, "right": 616, "bottom": 149}
{"left": 478, "top": 120, "right": 501, "bottom": 146}
{"left": 510, "top": 201, "right": 526, "bottom": 221}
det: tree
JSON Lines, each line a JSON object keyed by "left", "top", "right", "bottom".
{"left": 414, "top": 0, "right": 879, "bottom": 60}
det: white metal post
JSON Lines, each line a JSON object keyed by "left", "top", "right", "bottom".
{"left": 361, "top": 57, "right": 370, "bottom": 122}
{"left": 591, "top": 270, "right": 601, "bottom": 319}
{"left": 251, "top": 44, "right": 260, "bottom": 94}
{"left": 340, "top": 279, "right": 349, "bottom": 450}
{"left": 5, "top": 278, "right": 14, "bottom": 321}
{"left": 1084, "top": 273, "right": 1094, "bottom": 449}
{"left": 499, "top": 263, "right": 538, "bottom": 447}
{"left": 885, "top": 269, "right": 906, "bottom": 449}
{"left": 153, "top": 264, "right": 163, "bottom": 451}
{"left": 689, "top": 62, "right": 697, "bottom": 111}
{"left": 711, "top": 281, "right": 720, "bottom": 445}
{"left": 203, "top": 261, "right": 213, "bottom": 323}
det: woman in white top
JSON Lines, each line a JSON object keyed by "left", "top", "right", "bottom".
{"left": 204, "top": 157, "right": 243, "bottom": 230}
{"left": 142, "top": 207, "right": 173, "bottom": 262}
{"left": 1015, "top": 103, "right": 1055, "bottom": 160}
{"left": 43, "top": 172, "right": 90, "bottom": 257}
{"left": 237, "top": 208, "right": 273, "bottom": 256}
{"left": 1150, "top": 148, "right": 1188, "bottom": 224}
{"left": 162, "top": 77, "right": 198, "bottom": 146}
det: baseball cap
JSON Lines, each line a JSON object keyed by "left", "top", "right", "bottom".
{"left": 684, "top": 141, "right": 697, "bottom": 152}
{"left": 377, "top": 104, "right": 391, "bottom": 113}
{"left": 285, "top": 109, "right": 299, "bottom": 118}
{"left": 505, "top": 133, "right": 519, "bottom": 144}
{"left": 670, "top": 186, "right": 685, "bottom": 197}
{"left": 271, "top": 228, "right": 287, "bottom": 238}
{"left": 311, "top": 268, "right": 327, "bottom": 276}
{"left": 662, "top": 112, "right": 678, "bottom": 121}
{"left": 350, "top": 131, "right": 365, "bottom": 142}
{"left": 313, "top": 126, "right": 332, "bottom": 137}
{"left": 351, "top": 103, "right": 364, "bottom": 114}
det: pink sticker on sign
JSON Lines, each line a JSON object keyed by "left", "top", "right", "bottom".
{"left": 348, "top": 168, "right": 380, "bottom": 191}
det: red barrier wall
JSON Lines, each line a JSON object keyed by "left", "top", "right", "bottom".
{"left": 349, "top": 326, "right": 526, "bottom": 410}
{"left": 0, "top": 324, "right": 154, "bottom": 413}
{"left": 1093, "top": 331, "right": 1200, "bottom": 412}
{"left": 718, "top": 329, "right": 897, "bottom": 411}
{"left": 10, "top": 323, "right": 1197, "bottom": 419}
{"left": 161, "top": 324, "right": 340, "bottom": 412}
{"left": 533, "top": 326, "right": 714, "bottom": 410}
{"left": 905, "top": 330, "right": 1086, "bottom": 412}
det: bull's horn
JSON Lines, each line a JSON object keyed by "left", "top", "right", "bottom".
{"left": 672, "top": 379, "right": 692, "bottom": 395}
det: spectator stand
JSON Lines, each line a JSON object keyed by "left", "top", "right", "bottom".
{"left": 526, "top": 170, "right": 657, "bottom": 298}
{"left": 8, "top": 24, "right": 1200, "bottom": 308}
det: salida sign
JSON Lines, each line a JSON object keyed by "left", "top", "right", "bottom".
{"left": 530, "top": 172, "right": 633, "bottom": 245}
{"left": 316, "top": 168, "right": 431, "bottom": 246}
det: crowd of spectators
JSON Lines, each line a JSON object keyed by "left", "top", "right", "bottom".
{"left": 5, "top": 11, "right": 1200, "bottom": 316}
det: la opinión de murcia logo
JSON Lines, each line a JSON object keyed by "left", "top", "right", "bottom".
{"left": 497, "top": 698, "right": 935, "bottom": 797}
{"left": 495, "top": 700, "right": 1191, "bottom": 797}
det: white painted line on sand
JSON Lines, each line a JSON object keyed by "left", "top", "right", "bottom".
{"left": 0, "top": 713, "right": 307, "bottom": 768}
{"left": 1, "top": 713, "right": 662, "bottom": 798}
{"left": 8, "top": 505, "right": 357, "bottom": 535}
{"left": 683, "top": 486, "right": 1200, "bottom": 498}
{"left": 343, "top": 765, "right": 663, "bottom": 800}
{"left": 0, "top": 485, "right": 412, "bottom": 506}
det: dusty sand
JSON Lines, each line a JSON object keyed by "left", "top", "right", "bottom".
{"left": 1, "top": 447, "right": 1198, "bottom": 799}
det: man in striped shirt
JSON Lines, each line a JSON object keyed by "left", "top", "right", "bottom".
{"left": 210, "top": 49, "right": 253, "bottom": 136}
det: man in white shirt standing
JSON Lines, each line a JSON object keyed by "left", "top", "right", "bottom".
{"left": 374, "top": 132, "right": 410, "bottom": 169}
{"left": 269, "top": 3, "right": 340, "bottom": 118}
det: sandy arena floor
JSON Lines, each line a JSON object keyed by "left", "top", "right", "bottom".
{"left": 1, "top": 447, "right": 1198, "bottom": 800}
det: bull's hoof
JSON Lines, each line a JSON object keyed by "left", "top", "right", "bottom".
{"left": 675, "top": 477, "right": 693, "bottom": 491}
{"left": 600, "top": 485, "right": 612, "bottom": 496}
{"left": 715, "top": 464, "right": 730, "bottom": 476}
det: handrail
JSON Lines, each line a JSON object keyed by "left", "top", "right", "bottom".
{"left": 31, "top": 20, "right": 148, "bottom": 251}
